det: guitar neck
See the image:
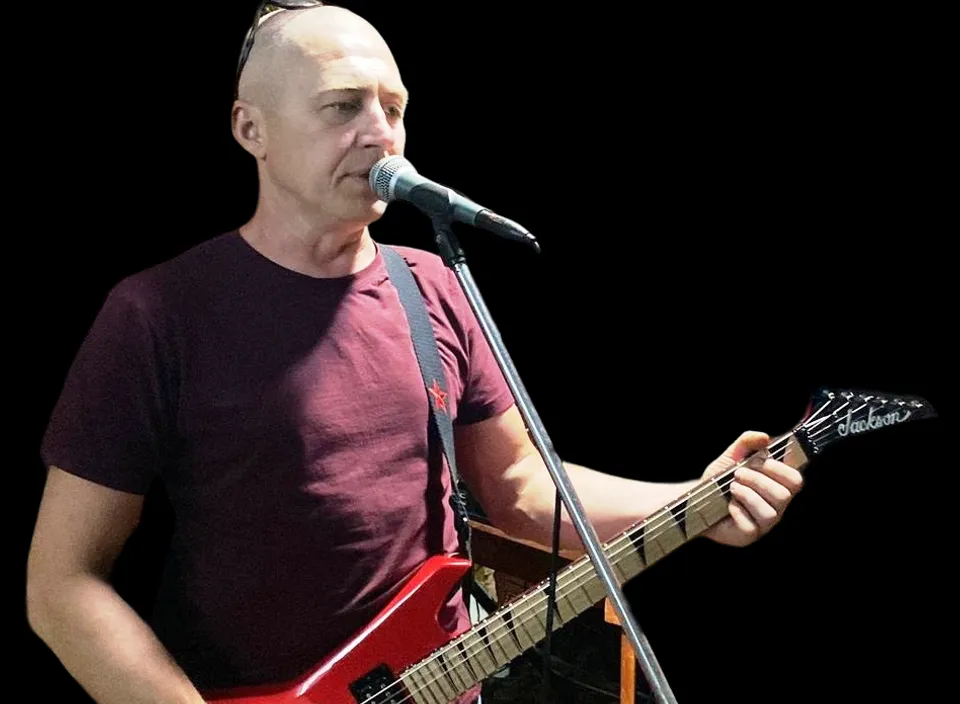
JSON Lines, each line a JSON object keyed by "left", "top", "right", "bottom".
{"left": 394, "top": 432, "right": 811, "bottom": 703}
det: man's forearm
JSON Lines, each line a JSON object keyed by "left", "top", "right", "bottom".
{"left": 27, "top": 574, "right": 206, "bottom": 704}
{"left": 509, "top": 455, "right": 699, "bottom": 551}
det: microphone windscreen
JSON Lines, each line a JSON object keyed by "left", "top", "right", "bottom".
{"left": 369, "top": 155, "right": 416, "bottom": 201}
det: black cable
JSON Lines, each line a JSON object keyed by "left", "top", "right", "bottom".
{"left": 541, "top": 488, "right": 563, "bottom": 704}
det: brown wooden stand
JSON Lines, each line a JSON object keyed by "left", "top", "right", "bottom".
{"left": 604, "top": 598, "right": 636, "bottom": 704}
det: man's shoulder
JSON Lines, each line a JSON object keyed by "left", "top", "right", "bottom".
{"left": 106, "top": 231, "right": 240, "bottom": 317}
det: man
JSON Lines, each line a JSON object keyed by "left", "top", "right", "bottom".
{"left": 26, "top": 4, "right": 804, "bottom": 703}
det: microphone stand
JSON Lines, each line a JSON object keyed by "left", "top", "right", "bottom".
{"left": 424, "top": 208, "right": 679, "bottom": 704}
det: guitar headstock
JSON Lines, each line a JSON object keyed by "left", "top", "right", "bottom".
{"left": 793, "top": 387, "right": 937, "bottom": 456}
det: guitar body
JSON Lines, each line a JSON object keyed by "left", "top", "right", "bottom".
{"left": 203, "top": 555, "right": 473, "bottom": 703}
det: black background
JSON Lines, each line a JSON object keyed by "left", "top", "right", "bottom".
{"left": 16, "top": 3, "right": 950, "bottom": 703}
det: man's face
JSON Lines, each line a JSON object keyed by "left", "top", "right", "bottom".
{"left": 258, "top": 18, "right": 408, "bottom": 226}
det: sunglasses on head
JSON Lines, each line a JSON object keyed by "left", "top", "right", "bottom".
{"left": 234, "top": 1, "right": 326, "bottom": 98}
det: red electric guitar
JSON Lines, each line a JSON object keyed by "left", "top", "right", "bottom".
{"left": 202, "top": 388, "right": 936, "bottom": 703}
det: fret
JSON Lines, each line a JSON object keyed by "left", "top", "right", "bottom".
{"left": 646, "top": 507, "right": 686, "bottom": 562}
{"left": 523, "top": 602, "right": 549, "bottom": 643}
{"left": 501, "top": 607, "right": 537, "bottom": 650}
{"left": 454, "top": 639, "right": 484, "bottom": 682}
{"left": 611, "top": 554, "right": 630, "bottom": 585}
{"left": 517, "top": 607, "right": 546, "bottom": 646}
{"left": 465, "top": 630, "right": 501, "bottom": 678}
{"left": 669, "top": 498, "right": 688, "bottom": 538}
{"left": 554, "top": 590, "right": 580, "bottom": 623}
{"left": 426, "top": 665, "right": 452, "bottom": 704}
{"left": 535, "top": 588, "right": 569, "bottom": 629}
{"left": 437, "top": 650, "right": 471, "bottom": 694}
{"left": 688, "top": 485, "right": 730, "bottom": 535}
{"left": 613, "top": 535, "right": 646, "bottom": 583}
{"left": 629, "top": 523, "right": 648, "bottom": 567}
{"left": 683, "top": 483, "right": 723, "bottom": 536}
{"left": 401, "top": 670, "right": 441, "bottom": 704}
{"left": 782, "top": 435, "right": 809, "bottom": 469}
{"left": 581, "top": 573, "right": 607, "bottom": 604}
{"left": 488, "top": 613, "right": 523, "bottom": 660}
{"left": 447, "top": 643, "right": 478, "bottom": 694}
{"left": 563, "top": 578, "right": 594, "bottom": 614}
{"left": 422, "top": 657, "right": 457, "bottom": 702}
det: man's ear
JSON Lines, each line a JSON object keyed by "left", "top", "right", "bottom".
{"left": 231, "top": 101, "right": 267, "bottom": 159}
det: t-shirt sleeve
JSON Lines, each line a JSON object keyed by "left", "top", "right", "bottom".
{"left": 447, "top": 271, "right": 516, "bottom": 426}
{"left": 40, "top": 279, "right": 174, "bottom": 494}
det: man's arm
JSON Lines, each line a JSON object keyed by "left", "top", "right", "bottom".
{"left": 454, "top": 405, "right": 802, "bottom": 551}
{"left": 26, "top": 467, "right": 206, "bottom": 704}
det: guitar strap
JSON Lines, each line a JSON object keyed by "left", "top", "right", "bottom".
{"left": 381, "top": 244, "right": 475, "bottom": 608}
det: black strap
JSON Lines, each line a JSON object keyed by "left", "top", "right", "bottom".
{"left": 380, "top": 244, "right": 473, "bottom": 566}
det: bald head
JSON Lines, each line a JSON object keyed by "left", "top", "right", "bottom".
{"left": 229, "top": 4, "right": 408, "bottom": 228}
{"left": 236, "top": 6, "right": 401, "bottom": 114}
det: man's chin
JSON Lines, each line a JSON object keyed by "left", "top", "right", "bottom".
{"left": 334, "top": 199, "right": 388, "bottom": 229}
{"left": 367, "top": 198, "right": 389, "bottom": 220}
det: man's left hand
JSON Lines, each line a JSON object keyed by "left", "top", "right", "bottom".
{"left": 701, "top": 431, "right": 804, "bottom": 547}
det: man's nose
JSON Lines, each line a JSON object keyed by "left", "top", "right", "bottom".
{"left": 358, "top": 102, "right": 399, "bottom": 151}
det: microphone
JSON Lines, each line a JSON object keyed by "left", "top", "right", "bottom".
{"left": 369, "top": 155, "right": 539, "bottom": 252}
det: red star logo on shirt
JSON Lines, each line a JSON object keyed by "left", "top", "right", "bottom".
{"left": 428, "top": 379, "right": 448, "bottom": 414}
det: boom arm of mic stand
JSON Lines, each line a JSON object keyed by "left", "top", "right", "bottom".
{"left": 428, "top": 214, "right": 680, "bottom": 704}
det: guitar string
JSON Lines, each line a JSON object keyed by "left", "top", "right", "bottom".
{"left": 369, "top": 395, "right": 922, "bottom": 702}
{"left": 359, "top": 430, "right": 811, "bottom": 704}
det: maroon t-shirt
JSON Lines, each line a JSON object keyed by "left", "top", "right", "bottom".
{"left": 41, "top": 232, "right": 514, "bottom": 696}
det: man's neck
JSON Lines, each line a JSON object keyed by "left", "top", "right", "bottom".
{"left": 239, "top": 214, "right": 377, "bottom": 279}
